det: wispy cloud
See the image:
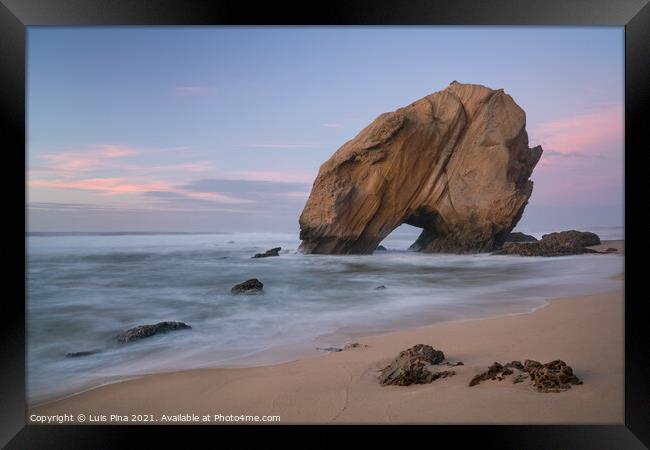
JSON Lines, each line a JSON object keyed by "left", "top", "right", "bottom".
{"left": 533, "top": 104, "right": 623, "bottom": 154}
{"left": 180, "top": 178, "right": 310, "bottom": 195}
{"left": 30, "top": 144, "right": 210, "bottom": 179}
{"left": 228, "top": 170, "right": 316, "bottom": 184}
{"left": 33, "top": 144, "right": 140, "bottom": 178}
{"left": 29, "top": 177, "right": 251, "bottom": 204}
{"left": 542, "top": 150, "right": 588, "bottom": 158}
{"left": 28, "top": 144, "right": 315, "bottom": 216}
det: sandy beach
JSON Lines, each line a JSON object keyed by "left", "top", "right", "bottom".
{"left": 30, "top": 266, "right": 624, "bottom": 424}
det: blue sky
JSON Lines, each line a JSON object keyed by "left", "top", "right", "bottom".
{"left": 27, "top": 27, "right": 624, "bottom": 233}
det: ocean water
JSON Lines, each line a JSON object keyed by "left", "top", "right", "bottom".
{"left": 26, "top": 228, "right": 624, "bottom": 405}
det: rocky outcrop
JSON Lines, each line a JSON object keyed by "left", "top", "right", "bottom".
{"left": 299, "top": 82, "right": 543, "bottom": 254}
{"left": 117, "top": 321, "right": 191, "bottom": 344}
{"left": 525, "top": 359, "right": 583, "bottom": 393}
{"left": 496, "top": 230, "right": 600, "bottom": 256}
{"left": 231, "top": 278, "right": 264, "bottom": 294}
{"left": 375, "top": 245, "right": 387, "bottom": 252}
{"left": 379, "top": 344, "right": 456, "bottom": 386}
{"left": 252, "top": 247, "right": 281, "bottom": 258}
{"left": 468, "top": 359, "right": 582, "bottom": 393}
{"left": 505, "top": 232, "right": 538, "bottom": 243}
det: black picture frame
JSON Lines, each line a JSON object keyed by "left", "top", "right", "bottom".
{"left": 2, "top": 0, "right": 648, "bottom": 447}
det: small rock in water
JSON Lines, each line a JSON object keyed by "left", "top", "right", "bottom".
{"left": 231, "top": 278, "right": 264, "bottom": 294}
{"left": 343, "top": 342, "right": 368, "bottom": 350}
{"left": 374, "top": 285, "right": 387, "bottom": 290}
{"left": 227, "top": 241, "right": 235, "bottom": 244}
{"left": 65, "top": 349, "right": 102, "bottom": 358}
{"left": 252, "top": 247, "right": 281, "bottom": 258}
{"left": 316, "top": 347, "right": 342, "bottom": 352}
{"left": 117, "top": 321, "right": 191, "bottom": 344}
{"left": 375, "top": 245, "right": 388, "bottom": 252}
{"left": 379, "top": 344, "right": 451, "bottom": 386}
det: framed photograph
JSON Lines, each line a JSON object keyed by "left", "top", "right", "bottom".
{"left": 2, "top": 0, "right": 648, "bottom": 447}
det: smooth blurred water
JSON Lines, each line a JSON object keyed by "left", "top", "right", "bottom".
{"left": 26, "top": 228, "right": 624, "bottom": 405}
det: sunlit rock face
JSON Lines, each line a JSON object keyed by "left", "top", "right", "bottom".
{"left": 299, "top": 82, "right": 543, "bottom": 254}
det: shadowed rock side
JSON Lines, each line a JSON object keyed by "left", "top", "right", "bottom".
{"left": 505, "top": 232, "right": 538, "bottom": 243}
{"left": 299, "top": 82, "right": 543, "bottom": 254}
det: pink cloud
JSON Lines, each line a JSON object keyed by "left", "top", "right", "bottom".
{"left": 34, "top": 144, "right": 141, "bottom": 178}
{"left": 533, "top": 104, "right": 623, "bottom": 155}
{"left": 29, "top": 177, "right": 250, "bottom": 204}
{"left": 32, "top": 144, "right": 212, "bottom": 179}
{"left": 29, "top": 178, "right": 172, "bottom": 194}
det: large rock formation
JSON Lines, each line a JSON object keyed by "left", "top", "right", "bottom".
{"left": 299, "top": 82, "right": 543, "bottom": 254}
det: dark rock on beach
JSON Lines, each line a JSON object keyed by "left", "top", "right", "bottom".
{"left": 505, "top": 232, "right": 538, "bottom": 243}
{"left": 525, "top": 359, "right": 583, "bottom": 393}
{"left": 468, "top": 361, "right": 523, "bottom": 386}
{"left": 117, "top": 321, "right": 191, "bottom": 344}
{"left": 469, "top": 359, "right": 582, "bottom": 393}
{"left": 379, "top": 344, "right": 453, "bottom": 386}
{"left": 495, "top": 230, "right": 601, "bottom": 256}
{"left": 252, "top": 247, "right": 281, "bottom": 258}
{"left": 65, "top": 349, "right": 102, "bottom": 358}
{"left": 231, "top": 278, "right": 264, "bottom": 294}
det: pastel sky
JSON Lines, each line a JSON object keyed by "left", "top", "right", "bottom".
{"left": 27, "top": 27, "right": 624, "bottom": 233}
